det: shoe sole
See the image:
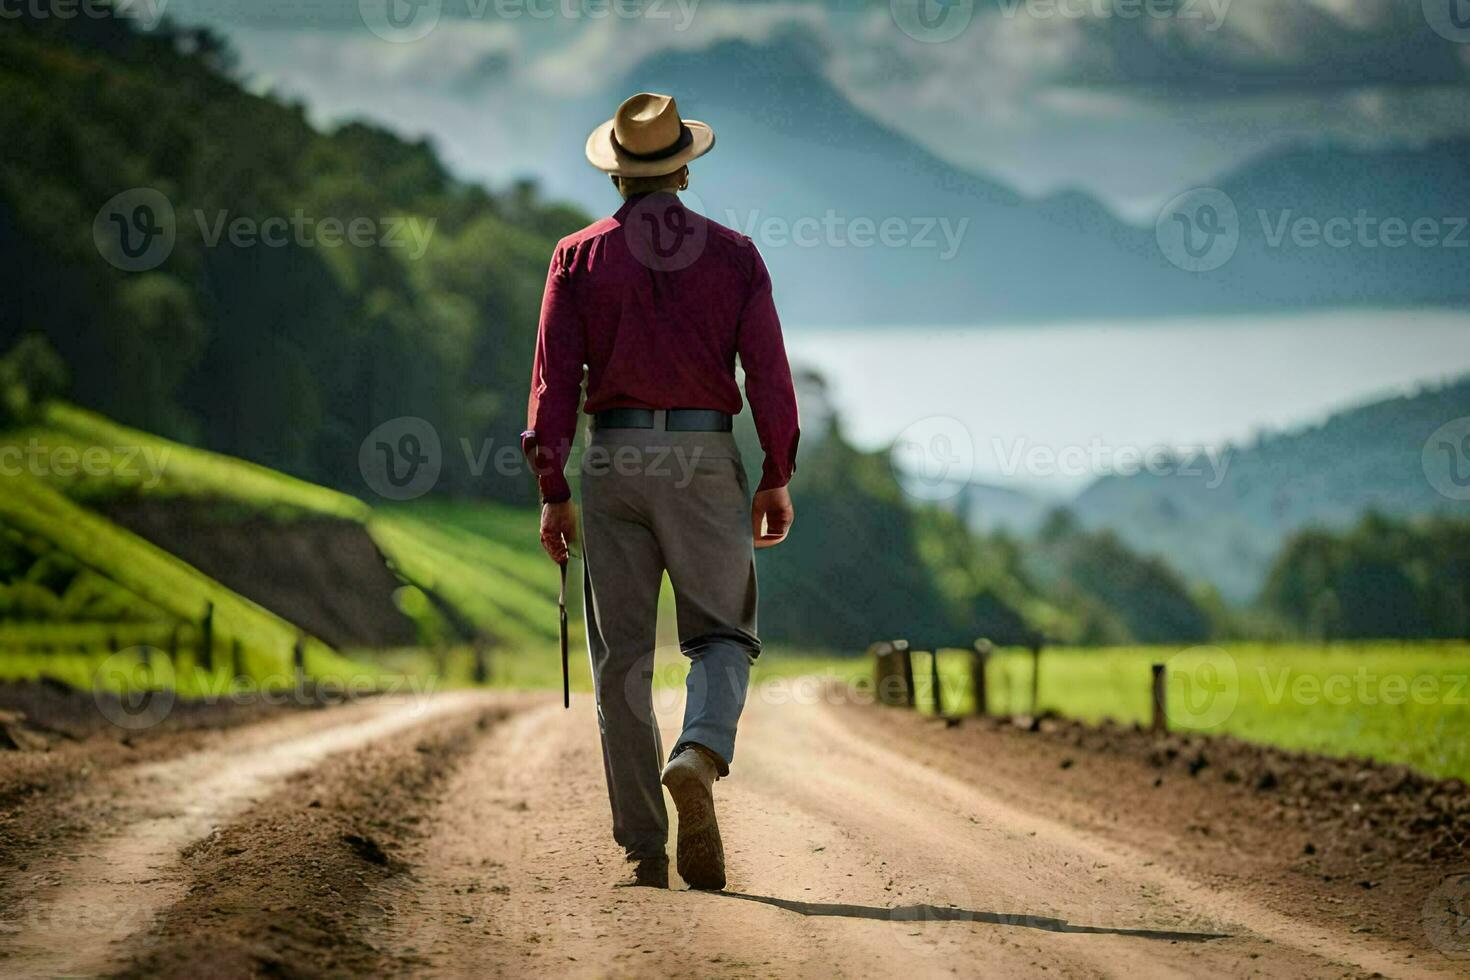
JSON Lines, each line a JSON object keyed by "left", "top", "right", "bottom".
{"left": 661, "top": 765, "right": 726, "bottom": 890}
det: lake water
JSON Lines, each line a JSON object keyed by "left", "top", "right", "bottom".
{"left": 784, "top": 308, "right": 1470, "bottom": 497}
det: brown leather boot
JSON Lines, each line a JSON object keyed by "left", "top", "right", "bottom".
{"left": 614, "top": 853, "right": 669, "bottom": 888}
{"left": 660, "top": 745, "right": 726, "bottom": 890}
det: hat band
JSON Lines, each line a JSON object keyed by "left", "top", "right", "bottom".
{"left": 611, "top": 123, "right": 693, "bottom": 162}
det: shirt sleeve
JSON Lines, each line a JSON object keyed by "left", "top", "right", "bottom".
{"left": 736, "top": 245, "right": 801, "bottom": 493}
{"left": 523, "top": 247, "right": 586, "bottom": 504}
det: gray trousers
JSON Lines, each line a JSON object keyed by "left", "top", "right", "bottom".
{"left": 579, "top": 420, "right": 760, "bottom": 860}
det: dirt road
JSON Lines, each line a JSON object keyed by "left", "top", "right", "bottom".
{"left": 0, "top": 683, "right": 1462, "bottom": 978}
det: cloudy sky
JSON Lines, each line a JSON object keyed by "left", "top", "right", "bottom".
{"left": 162, "top": 0, "right": 1470, "bottom": 220}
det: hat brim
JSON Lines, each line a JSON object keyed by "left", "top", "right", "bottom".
{"left": 585, "top": 118, "right": 715, "bottom": 177}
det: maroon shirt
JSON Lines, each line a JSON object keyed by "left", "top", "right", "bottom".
{"left": 523, "top": 192, "right": 800, "bottom": 503}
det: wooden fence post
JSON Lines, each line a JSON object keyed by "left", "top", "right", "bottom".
{"left": 972, "top": 639, "right": 992, "bottom": 717}
{"left": 200, "top": 602, "right": 215, "bottom": 674}
{"left": 472, "top": 639, "right": 489, "bottom": 686}
{"left": 896, "top": 640, "right": 915, "bottom": 708}
{"left": 870, "top": 641, "right": 896, "bottom": 707}
{"left": 869, "top": 640, "right": 915, "bottom": 708}
{"left": 1029, "top": 636, "right": 1043, "bottom": 716}
{"left": 1151, "top": 663, "right": 1167, "bottom": 732}
{"left": 928, "top": 647, "right": 944, "bottom": 717}
{"left": 293, "top": 633, "right": 306, "bottom": 689}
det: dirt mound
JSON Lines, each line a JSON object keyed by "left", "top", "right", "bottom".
{"left": 103, "top": 499, "right": 418, "bottom": 649}
{"left": 1031, "top": 714, "right": 1469, "bottom": 866}
{"left": 113, "top": 705, "right": 506, "bottom": 979}
{"left": 855, "top": 700, "right": 1470, "bottom": 962}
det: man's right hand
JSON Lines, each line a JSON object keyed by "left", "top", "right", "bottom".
{"left": 751, "top": 487, "right": 794, "bottom": 549}
{"left": 540, "top": 500, "right": 578, "bottom": 563}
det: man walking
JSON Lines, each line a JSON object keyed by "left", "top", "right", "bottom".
{"left": 522, "top": 93, "right": 799, "bottom": 890}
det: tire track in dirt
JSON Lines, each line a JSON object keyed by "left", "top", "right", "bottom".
{"left": 389, "top": 685, "right": 1459, "bottom": 979}
{"left": 0, "top": 691, "right": 490, "bottom": 979}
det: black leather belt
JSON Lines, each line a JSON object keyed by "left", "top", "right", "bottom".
{"left": 594, "top": 408, "right": 733, "bottom": 432}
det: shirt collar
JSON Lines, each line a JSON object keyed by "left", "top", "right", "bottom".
{"left": 615, "top": 191, "right": 683, "bottom": 221}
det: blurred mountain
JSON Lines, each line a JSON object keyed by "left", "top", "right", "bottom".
{"left": 938, "top": 480, "right": 1053, "bottom": 537}
{"left": 601, "top": 34, "right": 1470, "bottom": 325}
{"left": 1072, "top": 377, "right": 1470, "bottom": 602}
{"left": 603, "top": 33, "right": 1207, "bottom": 326}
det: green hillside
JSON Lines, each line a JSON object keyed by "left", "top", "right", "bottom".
{"left": 0, "top": 12, "right": 587, "bottom": 501}
{"left": 0, "top": 401, "right": 563, "bottom": 691}
{"left": 0, "top": 468, "right": 363, "bottom": 692}
{"left": 1074, "top": 376, "right": 1470, "bottom": 602}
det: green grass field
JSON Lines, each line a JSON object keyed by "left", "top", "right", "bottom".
{"left": 3, "top": 404, "right": 1466, "bottom": 784}
{"left": 851, "top": 643, "right": 1470, "bottom": 784}
{"left": 0, "top": 405, "right": 556, "bottom": 692}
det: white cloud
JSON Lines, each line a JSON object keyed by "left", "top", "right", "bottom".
{"left": 520, "top": 3, "right": 828, "bottom": 96}
{"left": 198, "top": 0, "right": 1470, "bottom": 218}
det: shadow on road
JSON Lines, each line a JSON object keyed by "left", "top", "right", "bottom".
{"left": 716, "top": 892, "right": 1229, "bottom": 943}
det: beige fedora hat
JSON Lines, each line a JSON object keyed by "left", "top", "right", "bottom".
{"left": 585, "top": 92, "right": 715, "bottom": 177}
